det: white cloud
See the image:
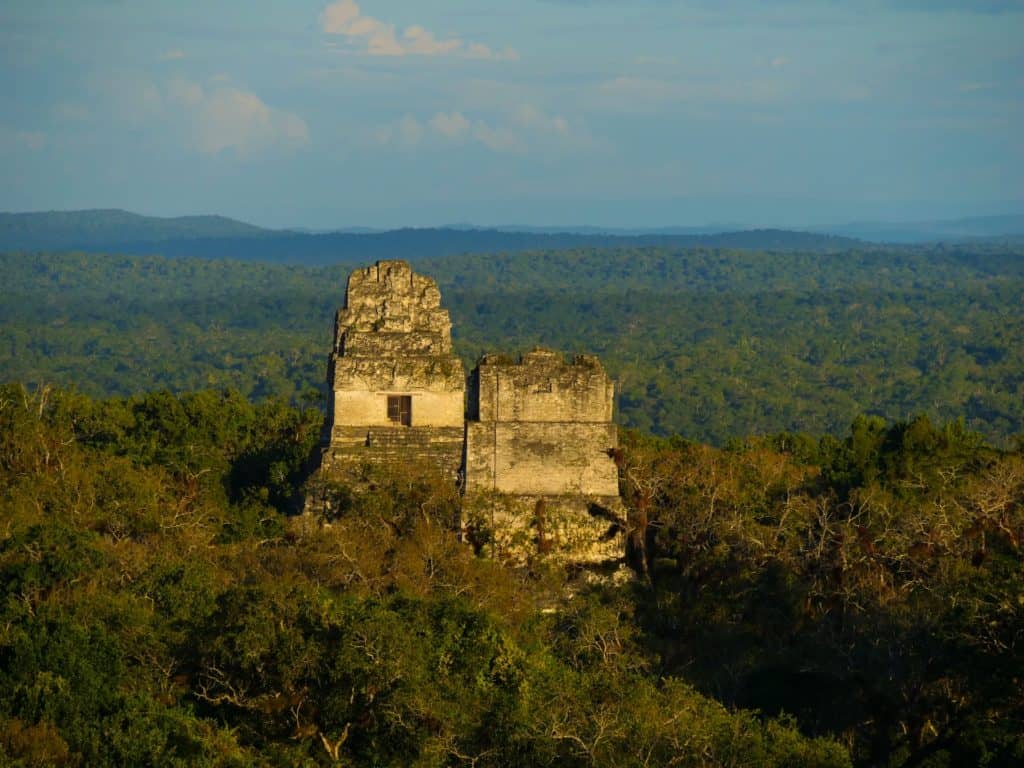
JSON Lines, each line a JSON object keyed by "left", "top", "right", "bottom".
{"left": 403, "top": 25, "right": 461, "bottom": 56}
{"left": 165, "top": 81, "right": 309, "bottom": 155}
{"left": 377, "top": 106, "right": 592, "bottom": 155}
{"left": 160, "top": 49, "right": 186, "bottom": 61}
{"left": 319, "top": 1, "right": 517, "bottom": 60}
{"left": 102, "top": 75, "right": 309, "bottom": 157}
{"left": 321, "top": 0, "right": 360, "bottom": 32}
{"left": 465, "top": 42, "right": 519, "bottom": 62}
{"left": 430, "top": 111, "right": 471, "bottom": 140}
{"left": 513, "top": 104, "right": 571, "bottom": 137}
{"left": 323, "top": 0, "right": 404, "bottom": 56}
{"left": 465, "top": 42, "right": 491, "bottom": 59}
{"left": 99, "top": 70, "right": 310, "bottom": 158}
{"left": 167, "top": 78, "right": 204, "bottom": 107}
{"left": 470, "top": 121, "right": 526, "bottom": 153}
{"left": 374, "top": 114, "right": 425, "bottom": 149}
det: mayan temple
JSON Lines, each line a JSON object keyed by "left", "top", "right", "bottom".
{"left": 462, "top": 350, "right": 624, "bottom": 567}
{"left": 319, "top": 260, "right": 466, "bottom": 476}
{"left": 313, "top": 259, "right": 624, "bottom": 568}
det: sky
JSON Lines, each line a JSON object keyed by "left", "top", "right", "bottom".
{"left": 0, "top": 0, "right": 1021, "bottom": 229}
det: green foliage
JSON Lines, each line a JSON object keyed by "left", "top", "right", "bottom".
{"left": 3, "top": 244, "right": 1023, "bottom": 445}
{"left": 2, "top": 378, "right": 1014, "bottom": 767}
{"left": 0, "top": 384, "right": 853, "bottom": 766}
{"left": 620, "top": 416, "right": 1024, "bottom": 768}
{"left": 1, "top": 233, "right": 1021, "bottom": 766}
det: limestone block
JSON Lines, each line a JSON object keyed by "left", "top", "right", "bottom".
{"left": 473, "top": 349, "right": 614, "bottom": 423}
{"left": 465, "top": 422, "right": 619, "bottom": 497}
{"left": 464, "top": 348, "right": 620, "bottom": 498}
{"left": 333, "top": 390, "right": 464, "bottom": 429}
{"left": 320, "top": 260, "right": 465, "bottom": 479}
{"left": 331, "top": 357, "right": 465, "bottom": 393}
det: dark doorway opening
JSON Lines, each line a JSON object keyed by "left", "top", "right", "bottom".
{"left": 387, "top": 395, "right": 412, "bottom": 426}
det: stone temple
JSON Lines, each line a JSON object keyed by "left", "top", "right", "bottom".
{"left": 315, "top": 259, "right": 624, "bottom": 568}
{"left": 321, "top": 261, "right": 466, "bottom": 476}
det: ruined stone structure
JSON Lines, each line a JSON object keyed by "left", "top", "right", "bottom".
{"left": 316, "top": 260, "right": 624, "bottom": 568}
{"left": 463, "top": 349, "right": 623, "bottom": 567}
{"left": 320, "top": 260, "right": 465, "bottom": 476}
{"left": 464, "top": 349, "right": 619, "bottom": 497}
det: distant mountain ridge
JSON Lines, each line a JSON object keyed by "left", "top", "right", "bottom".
{"left": 4, "top": 209, "right": 1023, "bottom": 259}
{"left": 0, "top": 209, "right": 270, "bottom": 251}
{"left": 821, "top": 214, "right": 1024, "bottom": 244}
{"left": 103, "top": 227, "right": 866, "bottom": 265}
{"left": 0, "top": 209, "right": 863, "bottom": 263}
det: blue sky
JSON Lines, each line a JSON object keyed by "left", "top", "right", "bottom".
{"left": 1, "top": 0, "right": 1021, "bottom": 228}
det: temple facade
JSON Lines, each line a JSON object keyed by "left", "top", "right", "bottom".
{"left": 464, "top": 349, "right": 619, "bottom": 499}
{"left": 320, "top": 260, "right": 465, "bottom": 476}
{"left": 315, "top": 259, "right": 624, "bottom": 567}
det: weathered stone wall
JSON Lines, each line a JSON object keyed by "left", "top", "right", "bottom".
{"left": 310, "top": 262, "right": 625, "bottom": 573}
{"left": 334, "top": 262, "right": 453, "bottom": 353}
{"left": 319, "top": 260, "right": 465, "bottom": 477}
{"left": 465, "top": 348, "right": 620, "bottom": 498}
{"left": 321, "top": 425, "right": 464, "bottom": 477}
{"left": 331, "top": 391, "right": 463, "bottom": 430}
{"left": 329, "top": 356, "right": 464, "bottom": 430}
{"left": 471, "top": 349, "right": 614, "bottom": 424}
{"left": 463, "top": 348, "right": 624, "bottom": 569}
{"left": 463, "top": 494, "right": 624, "bottom": 570}
{"left": 465, "top": 422, "right": 619, "bottom": 496}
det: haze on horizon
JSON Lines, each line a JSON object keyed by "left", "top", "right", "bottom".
{"left": 1, "top": 0, "right": 1021, "bottom": 230}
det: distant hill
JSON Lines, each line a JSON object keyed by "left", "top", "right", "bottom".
{"left": 0, "top": 209, "right": 865, "bottom": 263}
{"left": 6, "top": 209, "right": 1024, "bottom": 258}
{"left": 824, "top": 214, "right": 1024, "bottom": 244}
{"left": 0, "top": 209, "right": 270, "bottom": 251}
{"left": 113, "top": 227, "right": 867, "bottom": 265}
{"left": 439, "top": 223, "right": 742, "bottom": 235}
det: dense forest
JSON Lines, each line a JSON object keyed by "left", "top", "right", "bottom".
{"left": 2, "top": 244, "right": 1022, "bottom": 445}
{"left": 1, "top": 384, "right": 1021, "bottom": 765}
{"left": 2, "top": 240, "right": 1023, "bottom": 765}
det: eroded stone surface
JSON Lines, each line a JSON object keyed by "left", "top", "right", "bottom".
{"left": 463, "top": 493, "right": 625, "bottom": 571}
{"left": 310, "top": 261, "right": 625, "bottom": 571}
{"left": 465, "top": 349, "right": 619, "bottom": 496}
{"left": 320, "top": 260, "right": 465, "bottom": 476}
{"left": 463, "top": 349, "right": 624, "bottom": 568}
